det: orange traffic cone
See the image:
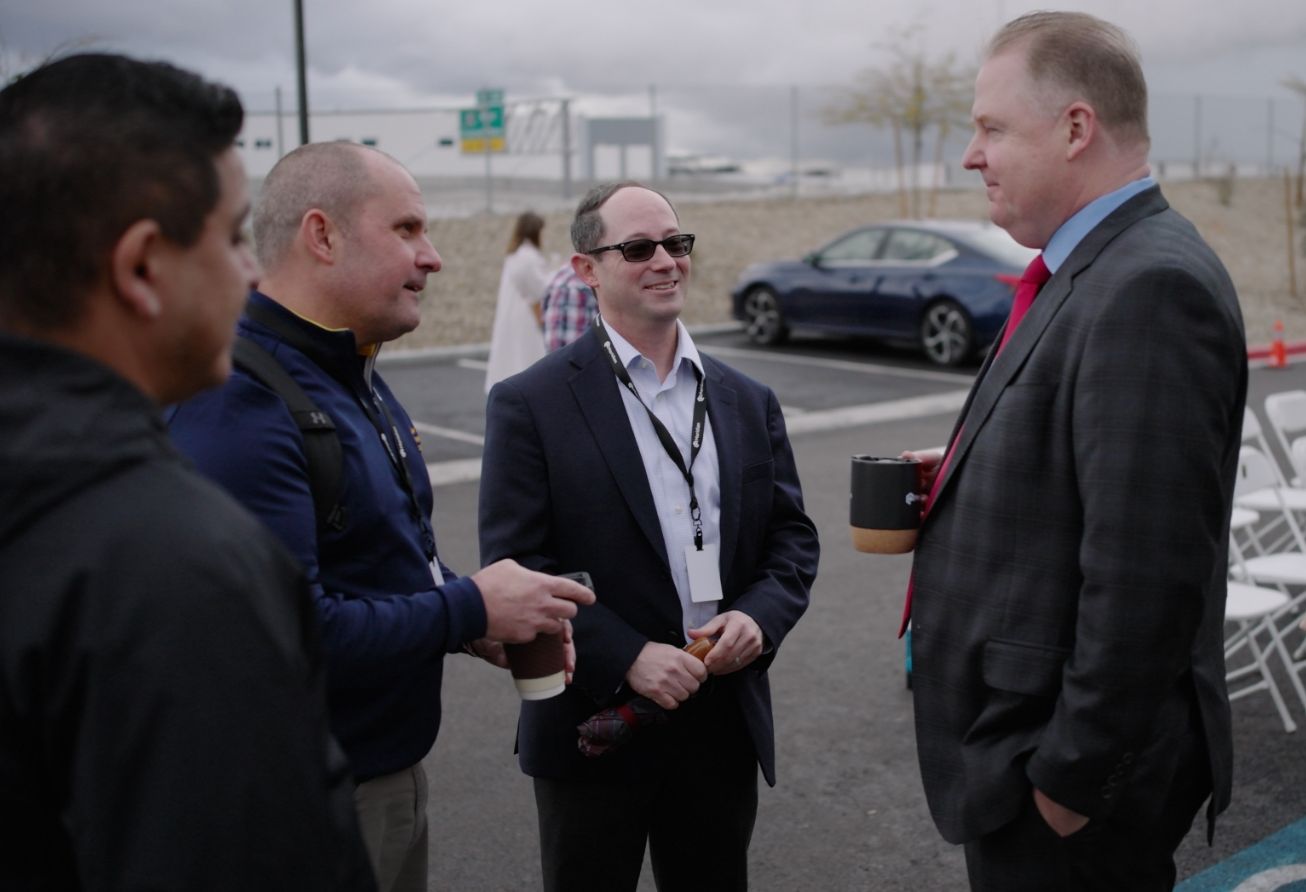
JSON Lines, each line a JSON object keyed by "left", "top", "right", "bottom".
{"left": 1270, "top": 320, "right": 1288, "bottom": 369}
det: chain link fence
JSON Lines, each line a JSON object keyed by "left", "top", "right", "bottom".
{"left": 235, "top": 83, "right": 1306, "bottom": 216}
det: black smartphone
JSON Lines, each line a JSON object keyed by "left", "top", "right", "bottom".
{"left": 558, "top": 570, "right": 593, "bottom": 592}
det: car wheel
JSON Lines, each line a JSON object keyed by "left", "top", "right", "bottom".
{"left": 743, "top": 287, "right": 789, "bottom": 346}
{"left": 919, "top": 299, "right": 974, "bottom": 366}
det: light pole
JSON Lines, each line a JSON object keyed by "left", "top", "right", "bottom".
{"left": 294, "top": 0, "right": 309, "bottom": 145}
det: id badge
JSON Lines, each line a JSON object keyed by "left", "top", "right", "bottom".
{"left": 685, "top": 544, "right": 724, "bottom": 603}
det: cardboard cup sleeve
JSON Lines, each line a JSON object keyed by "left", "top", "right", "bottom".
{"left": 849, "top": 455, "right": 922, "bottom": 554}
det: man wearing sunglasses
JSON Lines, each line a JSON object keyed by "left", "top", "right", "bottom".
{"left": 480, "top": 181, "right": 819, "bottom": 891}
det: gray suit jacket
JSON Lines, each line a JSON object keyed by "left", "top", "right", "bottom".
{"left": 910, "top": 186, "right": 1245, "bottom": 844}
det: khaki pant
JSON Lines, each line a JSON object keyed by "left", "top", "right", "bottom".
{"left": 353, "top": 763, "right": 429, "bottom": 892}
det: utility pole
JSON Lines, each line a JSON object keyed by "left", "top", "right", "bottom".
{"left": 274, "top": 86, "right": 285, "bottom": 158}
{"left": 294, "top": 0, "right": 309, "bottom": 145}
{"left": 560, "top": 98, "right": 572, "bottom": 201}
{"left": 790, "top": 85, "right": 800, "bottom": 200}
{"left": 1268, "top": 96, "right": 1275, "bottom": 173}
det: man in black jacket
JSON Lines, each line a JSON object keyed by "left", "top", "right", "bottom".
{"left": 0, "top": 54, "right": 376, "bottom": 889}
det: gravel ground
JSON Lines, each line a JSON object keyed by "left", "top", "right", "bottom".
{"left": 388, "top": 175, "right": 1306, "bottom": 351}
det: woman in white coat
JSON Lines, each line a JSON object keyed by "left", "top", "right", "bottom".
{"left": 485, "top": 212, "right": 551, "bottom": 393}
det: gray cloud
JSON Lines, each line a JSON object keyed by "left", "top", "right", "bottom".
{"left": 4, "top": 0, "right": 1304, "bottom": 105}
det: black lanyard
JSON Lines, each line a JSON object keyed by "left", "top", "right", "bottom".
{"left": 592, "top": 316, "right": 708, "bottom": 550}
{"left": 358, "top": 382, "right": 437, "bottom": 564}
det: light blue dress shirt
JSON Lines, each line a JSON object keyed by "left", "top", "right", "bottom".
{"left": 1043, "top": 175, "right": 1156, "bottom": 274}
{"left": 603, "top": 318, "right": 722, "bottom": 638}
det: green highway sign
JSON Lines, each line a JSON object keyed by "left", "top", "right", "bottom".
{"left": 461, "top": 89, "right": 506, "bottom": 154}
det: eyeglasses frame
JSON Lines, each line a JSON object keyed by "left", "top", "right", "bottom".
{"left": 587, "top": 233, "right": 696, "bottom": 263}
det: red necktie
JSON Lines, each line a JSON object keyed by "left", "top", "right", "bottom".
{"left": 995, "top": 254, "right": 1051, "bottom": 354}
{"left": 897, "top": 254, "right": 1049, "bottom": 637}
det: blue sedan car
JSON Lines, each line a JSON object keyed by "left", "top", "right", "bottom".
{"left": 730, "top": 220, "right": 1037, "bottom": 366}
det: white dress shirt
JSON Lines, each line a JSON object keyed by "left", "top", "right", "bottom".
{"left": 603, "top": 318, "right": 722, "bottom": 638}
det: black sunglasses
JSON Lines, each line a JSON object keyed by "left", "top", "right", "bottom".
{"left": 588, "top": 233, "right": 695, "bottom": 263}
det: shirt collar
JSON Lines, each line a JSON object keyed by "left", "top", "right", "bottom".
{"left": 600, "top": 316, "right": 704, "bottom": 381}
{"left": 1043, "top": 175, "right": 1156, "bottom": 274}
{"left": 246, "top": 290, "right": 379, "bottom": 386}
{"left": 250, "top": 289, "right": 382, "bottom": 358}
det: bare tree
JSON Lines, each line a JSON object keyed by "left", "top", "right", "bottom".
{"left": 1285, "top": 75, "right": 1306, "bottom": 208}
{"left": 825, "top": 26, "right": 974, "bottom": 218}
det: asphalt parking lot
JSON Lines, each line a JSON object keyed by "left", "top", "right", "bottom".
{"left": 381, "top": 330, "right": 1306, "bottom": 891}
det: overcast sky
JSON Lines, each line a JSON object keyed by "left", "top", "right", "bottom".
{"left": 4, "top": 0, "right": 1306, "bottom": 111}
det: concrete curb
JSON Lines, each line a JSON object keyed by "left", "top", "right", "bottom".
{"left": 379, "top": 342, "right": 489, "bottom": 365}
{"left": 1247, "top": 340, "right": 1306, "bottom": 362}
{"left": 377, "top": 321, "right": 745, "bottom": 365}
{"left": 391, "top": 328, "right": 1300, "bottom": 365}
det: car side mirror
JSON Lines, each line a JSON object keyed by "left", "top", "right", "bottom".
{"left": 804, "top": 252, "right": 821, "bottom": 267}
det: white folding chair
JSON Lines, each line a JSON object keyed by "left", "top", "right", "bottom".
{"left": 1229, "top": 446, "right": 1306, "bottom": 715}
{"left": 1290, "top": 438, "right": 1306, "bottom": 492}
{"left": 1238, "top": 410, "right": 1306, "bottom": 551}
{"left": 1224, "top": 579, "right": 1297, "bottom": 732}
{"left": 1264, "top": 391, "right": 1306, "bottom": 484}
{"left": 1232, "top": 446, "right": 1306, "bottom": 584}
{"left": 1230, "top": 506, "right": 1264, "bottom": 557}
{"left": 1282, "top": 438, "right": 1306, "bottom": 660}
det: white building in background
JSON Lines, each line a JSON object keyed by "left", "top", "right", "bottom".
{"left": 237, "top": 107, "right": 521, "bottom": 178}
{"left": 233, "top": 106, "right": 954, "bottom": 218}
{"left": 234, "top": 106, "right": 661, "bottom": 183}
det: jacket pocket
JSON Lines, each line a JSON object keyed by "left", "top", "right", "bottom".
{"left": 982, "top": 638, "right": 1069, "bottom": 697}
{"left": 991, "top": 382, "right": 1058, "bottom": 415}
{"left": 741, "top": 459, "right": 773, "bottom": 485}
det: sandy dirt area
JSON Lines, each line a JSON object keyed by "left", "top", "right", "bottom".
{"left": 393, "top": 176, "right": 1306, "bottom": 351}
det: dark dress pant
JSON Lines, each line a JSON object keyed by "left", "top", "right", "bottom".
{"left": 963, "top": 718, "right": 1211, "bottom": 892}
{"left": 532, "top": 691, "right": 758, "bottom": 892}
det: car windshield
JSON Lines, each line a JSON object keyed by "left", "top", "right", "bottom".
{"left": 953, "top": 226, "right": 1039, "bottom": 267}
{"left": 818, "top": 228, "right": 886, "bottom": 263}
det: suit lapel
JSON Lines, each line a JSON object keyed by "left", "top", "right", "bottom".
{"left": 928, "top": 187, "right": 1171, "bottom": 515}
{"left": 703, "top": 356, "right": 742, "bottom": 580}
{"left": 568, "top": 329, "right": 671, "bottom": 569}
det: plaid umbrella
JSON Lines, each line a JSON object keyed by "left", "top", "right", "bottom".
{"left": 576, "top": 638, "right": 715, "bottom": 758}
{"left": 576, "top": 696, "right": 668, "bottom": 757}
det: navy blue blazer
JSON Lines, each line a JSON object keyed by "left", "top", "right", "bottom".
{"left": 479, "top": 327, "right": 819, "bottom": 786}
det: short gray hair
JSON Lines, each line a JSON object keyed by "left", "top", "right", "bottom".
{"left": 252, "top": 141, "right": 376, "bottom": 271}
{"left": 570, "top": 181, "right": 677, "bottom": 253}
{"left": 988, "top": 11, "right": 1149, "bottom": 147}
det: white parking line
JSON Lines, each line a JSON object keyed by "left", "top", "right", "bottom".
{"left": 782, "top": 390, "right": 970, "bottom": 435}
{"left": 702, "top": 344, "right": 975, "bottom": 384}
{"left": 413, "top": 421, "right": 485, "bottom": 446}
{"left": 426, "top": 458, "right": 483, "bottom": 487}
{"left": 422, "top": 389, "right": 970, "bottom": 487}
{"left": 456, "top": 358, "right": 488, "bottom": 371}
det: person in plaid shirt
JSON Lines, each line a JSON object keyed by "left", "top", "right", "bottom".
{"left": 540, "top": 262, "right": 599, "bottom": 352}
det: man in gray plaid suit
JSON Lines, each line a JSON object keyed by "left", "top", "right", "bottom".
{"left": 903, "top": 12, "right": 1246, "bottom": 890}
